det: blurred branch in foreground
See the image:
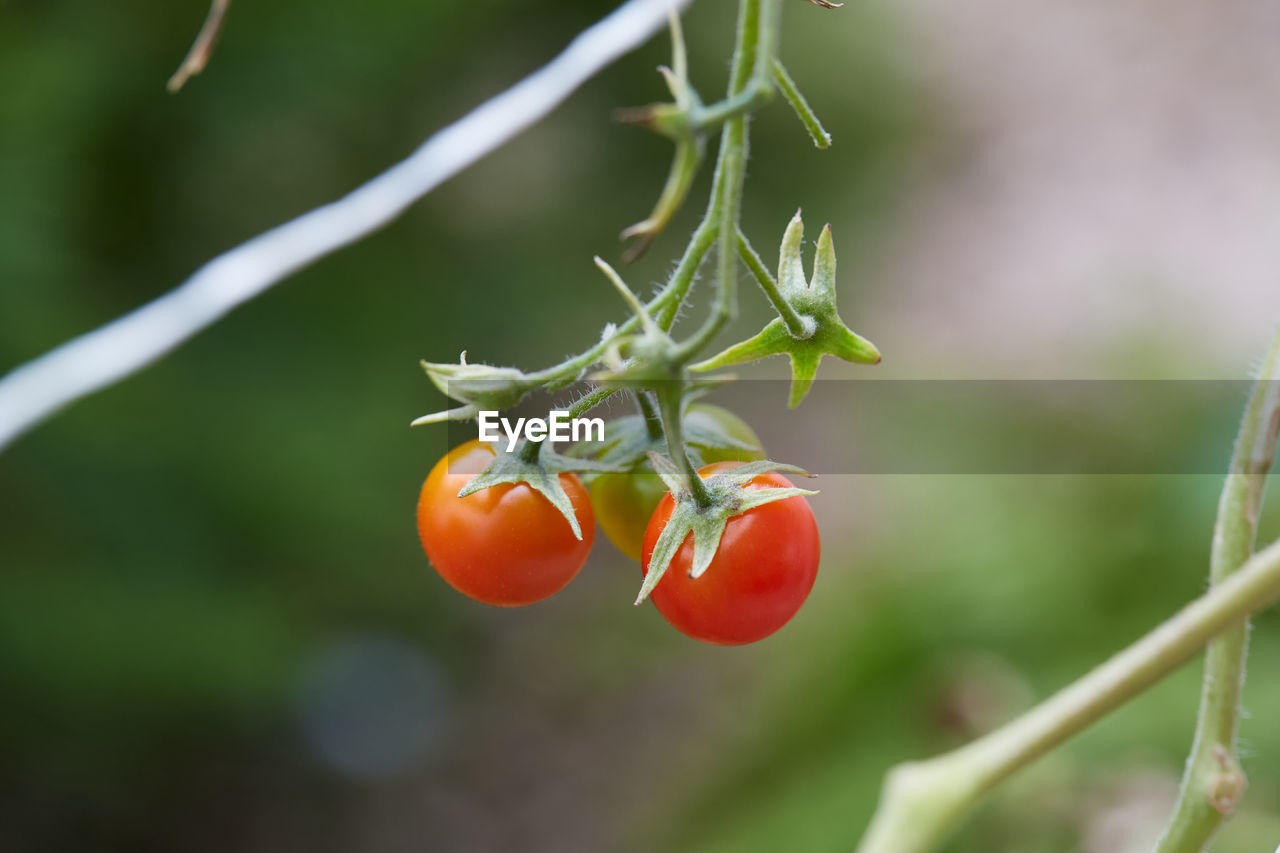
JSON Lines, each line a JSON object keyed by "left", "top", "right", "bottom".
{"left": 0, "top": 0, "right": 691, "bottom": 453}
{"left": 1154, "top": 327, "right": 1280, "bottom": 851}
{"left": 853, "top": 324, "right": 1280, "bottom": 853}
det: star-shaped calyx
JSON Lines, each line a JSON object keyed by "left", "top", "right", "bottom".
{"left": 635, "top": 454, "right": 818, "bottom": 604}
{"left": 691, "top": 211, "right": 880, "bottom": 407}
{"left": 457, "top": 441, "right": 624, "bottom": 540}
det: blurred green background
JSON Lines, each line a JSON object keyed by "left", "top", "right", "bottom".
{"left": 3, "top": 0, "right": 1280, "bottom": 851}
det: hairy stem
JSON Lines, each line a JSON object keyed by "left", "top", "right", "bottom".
{"left": 567, "top": 385, "right": 617, "bottom": 420}
{"left": 656, "top": 383, "right": 712, "bottom": 506}
{"left": 772, "top": 58, "right": 831, "bottom": 148}
{"left": 1154, "top": 327, "right": 1280, "bottom": 852}
{"left": 690, "top": 0, "right": 778, "bottom": 130}
{"left": 655, "top": 218, "right": 719, "bottom": 331}
{"left": 676, "top": 0, "right": 779, "bottom": 362}
{"left": 737, "top": 228, "right": 812, "bottom": 337}
{"left": 635, "top": 391, "right": 665, "bottom": 440}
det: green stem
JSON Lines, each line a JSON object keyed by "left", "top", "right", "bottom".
{"left": 737, "top": 228, "right": 813, "bottom": 338}
{"left": 532, "top": 0, "right": 782, "bottom": 382}
{"left": 854, "top": 534, "right": 1280, "bottom": 853}
{"left": 518, "top": 433, "right": 543, "bottom": 463}
{"left": 656, "top": 383, "right": 712, "bottom": 506}
{"left": 526, "top": 283, "right": 678, "bottom": 387}
{"left": 689, "top": 0, "right": 777, "bottom": 131}
{"left": 656, "top": 217, "right": 719, "bottom": 331}
{"left": 675, "top": 0, "right": 778, "bottom": 363}
{"left": 635, "top": 391, "right": 665, "bottom": 440}
{"left": 504, "top": 0, "right": 782, "bottom": 478}
{"left": 692, "top": 79, "right": 772, "bottom": 129}
{"left": 1154, "top": 326, "right": 1280, "bottom": 851}
{"left": 567, "top": 385, "right": 617, "bottom": 420}
{"left": 772, "top": 58, "right": 831, "bottom": 148}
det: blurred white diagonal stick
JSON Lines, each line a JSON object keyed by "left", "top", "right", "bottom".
{"left": 0, "top": 0, "right": 690, "bottom": 453}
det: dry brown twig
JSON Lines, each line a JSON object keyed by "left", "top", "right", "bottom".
{"left": 168, "top": 0, "right": 231, "bottom": 92}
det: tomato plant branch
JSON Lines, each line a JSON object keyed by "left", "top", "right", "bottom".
{"left": 635, "top": 391, "right": 665, "bottom": 441}
{"left": 1154, "top": 325, "right": 1280, "bottom": 852}
{"left": 421, "top": 0, "right": 805, "bottom": 430}
{"left": 674, "top": 0, "right": 777, "bottom": 362}
{"left": 663, "top": 223, "right": 723, "bottom": 331}
{"left": 854, "top": 533, "right": 1280, "bottom": 853}
{"left": 771, "top": 59, "right": 831, "bottom": 148}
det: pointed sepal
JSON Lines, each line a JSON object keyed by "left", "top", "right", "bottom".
{"left": 457, "top": 441, "right": 626, "bottom": 540}
{"left": 645, "top": 451, "right": 688, "bottom": 495}
{"left": 635, "top": 460, "right": 818, "bottom": 604}
{"left": 691, "top": 213, "right": 881, "bottom": 407}
{"left": 778, "top": 210, "right": 808, "bottom": 297}
{"left": 812, "top": 223, "right": 838, "bottom": 300}
{"left": 412, "top": 357, "right": 533, "bottom": 426}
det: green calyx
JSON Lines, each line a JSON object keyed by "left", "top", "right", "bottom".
{"left": 457, "top": 440, "right": 625, "bottom": 540}
{"left": 692, "top": 210, "right": 880, "bottom": 407}
{"left": 411, "top": 356, "right": 535, "bottom": 425}
{"left": 591, "top": 258, "right": 688, "bottom": 387}
{"left": 636, "top": 456, "right": 817, "bottom": 604}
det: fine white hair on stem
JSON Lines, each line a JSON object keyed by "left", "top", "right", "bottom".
{"left": 0, "top": 0, "right": 691, "bottom": 453}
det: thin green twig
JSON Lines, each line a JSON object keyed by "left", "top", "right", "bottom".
{"left": 772, "top": 58, "right": 831, "bottom": 148}
{"left": 737, "top": 228, "right": 812, "bottom": 338}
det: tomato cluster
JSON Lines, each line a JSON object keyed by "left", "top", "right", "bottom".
{"left": 416, "top": 408, "right": 821, "bottom": 645}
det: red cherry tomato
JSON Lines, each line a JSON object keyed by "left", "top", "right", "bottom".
{"left": 641, "top": 462, "right": 820, "bottom": 645}
{"left": 417, "top": 440, "right": 594, "bottom": 607}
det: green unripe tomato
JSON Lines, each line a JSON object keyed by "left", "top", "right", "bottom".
{"left": 590, "top": 469, "right": 669, "bottom": 563}
{"left": 682, "top": 404, "right": 766, "bottom": 465}
{"left": 590, "top": 404, "right": 765, "bottom": 561}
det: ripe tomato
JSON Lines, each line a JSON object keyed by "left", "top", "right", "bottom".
{"left": 591, "top": 404, "right": 764, "bottom": 561}
{"left": 417, "top": 440, "right": 594, "bottom": 607}
{"left": 641, "top": 462, "right": 820, "bottom": 645}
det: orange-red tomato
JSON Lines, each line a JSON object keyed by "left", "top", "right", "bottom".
{"left": 417, "top": 440, "right": 594, "bottom": 607}
{"left": 641, "top": 462, "right": 820, "bottom": 645}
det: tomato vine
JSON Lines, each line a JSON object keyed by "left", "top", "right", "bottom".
{"left": 415, "top": 0, "right": 879, "bottom": 616}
